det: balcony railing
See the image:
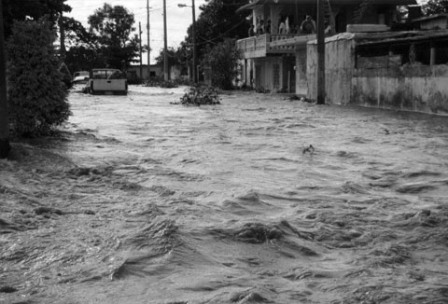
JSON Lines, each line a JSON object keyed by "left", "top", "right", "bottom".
{"left": 237, "top": 33, "right": 317, "bottom": 59}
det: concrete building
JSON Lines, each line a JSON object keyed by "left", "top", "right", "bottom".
{"left": 411, "top": 13, "right": 448, "bottom": 30}
{"left": 127, "top": 64, "right": 185, "bottom": 81}
{"left": 236, "top": 0, "right": 416, "bottom": 94}
{"left": 307, "top": 30, "right": 448, "bottom": 115}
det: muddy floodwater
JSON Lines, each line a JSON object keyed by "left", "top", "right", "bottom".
{"left": 1, "top": 85, "right": 448, "bottom": 304}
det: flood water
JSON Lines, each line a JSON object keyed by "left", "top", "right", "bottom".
{"left": 1, "top": 85, "right": 448, "bottom": 304}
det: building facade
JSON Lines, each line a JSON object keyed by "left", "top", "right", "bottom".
{"left": 306, "top": 30, "right": 448, "bottom": 114}
{"left": 236, "top": 0, "right": 416, "bottom": 94}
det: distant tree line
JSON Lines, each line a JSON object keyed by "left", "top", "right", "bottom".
{"left": 423, "top": 0, "right": 448, "bottom": 15}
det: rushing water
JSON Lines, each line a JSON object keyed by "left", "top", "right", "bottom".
{"left": 1, "top": 85, "right": 448, "bottom": 304}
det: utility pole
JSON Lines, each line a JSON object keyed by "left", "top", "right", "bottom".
{"left": 192, "top": 0, "right": 197, "bottom": 83}
{"left": 147, "top": 0, "right": 151, "bottom": 80}
{"left": 139, "top": 22, "right": 143, "bottom": 80}
{"left": 0, "top": 0, "right": 10, "bottom": 158}
{"left": 163, "top": 0, "right": 169, "bottom": 81}
{"left": 59, "top": 13, "right": 66, "bottom": 60}
{"left": 316, "top": 0, "right": 326, "bottom": 104}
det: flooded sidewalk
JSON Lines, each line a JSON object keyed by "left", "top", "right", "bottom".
{"left": 1, "top": 85, "right": 448, "bottom": 304}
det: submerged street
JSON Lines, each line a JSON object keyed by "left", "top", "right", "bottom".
{"left": 1, "top": 85, "right": 448, "bottom": 304}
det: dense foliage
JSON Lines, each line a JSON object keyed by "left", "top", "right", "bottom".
{"left": 423, "top": 0, "right": 448, "bottom": 15}
{"left": 179, "top": 85, "right": 221, "bottom": 106}
{"left": 87, "top": 4, "right": 140, "bottom": 69}
{"left": 7, "top": 19, "right": 70, "bottom": 137}
{"left": 2, "top": 0, "right": 71, "bottom": 39}
{"left": 202, "top": 39, "right": 241, "bottom": 90}
{"left": 175, "top": 0, "right": 248, "bottom": 77}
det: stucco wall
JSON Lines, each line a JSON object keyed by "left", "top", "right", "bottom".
{"left": 295, "top": 48, "right": 307, "bottom": 96}
{"left": 307, "top": 34, "right": 355, "bottom": 104}
{"left": 353, "top": 64, "right": 448, "bottom": 115}
{"left": 307, "top": 34, "right": 448, "bottom": 115}
{"left": 254, "top": 57, "right": 290, "bottom": 93}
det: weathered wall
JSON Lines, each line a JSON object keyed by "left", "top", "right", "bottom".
{"left": 306, "top": 33, "right": 448, "bottom": 115}
{"left": 254, "top": 57, "right": 295, "bottom": 93}
{"left": 295, "top": 48, "right": 307, "bottom": 96}
{"left": 353, "top": 64, "right": 448, "bottom": 115}
{"left": 307, "top": 34, "right": 355, "bottom": 104}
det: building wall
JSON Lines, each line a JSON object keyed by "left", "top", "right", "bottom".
{"left": 352, "top": 65, "right": 448, "bottom": 115}
{"left": 295, "top": 47, "right": 307, "bottom": 95}
{"left": 420, "top": 18, "right": 448, "bottom": 30}
{"left": 307, "top": 34, "right": 448, "bottom": 115}
{"left": 254, "top": 57, "right": 290, "bottom": 92}
{"left": 128, "top": 65, "right": 163, "bottom": 80}
{"left": 307, "top": 34, "right": 355, "bottom": 104}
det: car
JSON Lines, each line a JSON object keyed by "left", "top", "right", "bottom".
{"left": 85, "top": 69, "right": 128, "bottom": 95}
{"left": 72, "top": 71, "right": 90, "bottom": 84}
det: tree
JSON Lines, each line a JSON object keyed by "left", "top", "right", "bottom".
{"left": 2, "top": 0, "right": 71, "bottom": 39}
{"left": 182, "top": 0, "right": 248, "bottom": 65}
{"left": 202, "top": 39, "right": 241, "bottom": 90}
{"left": 62, "top": 16, "right": 105, "bottom": 73}
{"left": 155, "top": 47, "right": 182, "bottom": 68}
{"left": 65, "top": 46, "right": 107, "bottom": 74}
{"left": 423, "top": 0, "right": 448, "bottom": 15}
{"left": 88, "top": 4, "right": 140, "bottom": 69}
{"left": 63, "top": 16, "right": 96, "bottom": 47}
{"left": 0, "top": 0, "right": 10, "bottom": 158}
{"left": 7, "top": 19, "right": 70, "bottom": 137}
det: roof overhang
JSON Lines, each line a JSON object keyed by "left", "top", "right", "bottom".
{"left": 237, "top": 0, "right": 417, "bottom": 13}
{"left": 236, "top": 0, "right": 264, "bottom": 13}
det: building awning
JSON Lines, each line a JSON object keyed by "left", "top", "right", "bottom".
{"left": 236, "top": 0, "right": 265, "bottom": 13}
{"left": 237, "top": 0, "right": 417, "bottom": 13}
{"left": 411, "top": 13, "right": 448, "bottom": 23}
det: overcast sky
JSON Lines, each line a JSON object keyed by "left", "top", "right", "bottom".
{"left": 66, "top": 0, "right": 428, "bottom": 65}
{"left": 66, "top": 0, "right": 208, "bottom": 64}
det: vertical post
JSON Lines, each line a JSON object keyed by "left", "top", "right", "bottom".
{"left": 316, "top": 0, "right": 325, "bottom": 104}
{"left": 59, "top": 13, "right": 66, "bottom": 60}
{"left": 430, "top": 44, "right": 436, "bottom": 67}
{"left": 139, "top": 22, "right": 143, "bottom": 80}
{"left": 163, "top": 0, "right": 169, "bottom": 81}
{"left": 147, "top": 0, "right": 151, "bottom": 80}
{"left": 0, "top": 0, "right": 10, "bottom": 158}
{"left": 192, "top": 0, "right": 197, "bottom": 83}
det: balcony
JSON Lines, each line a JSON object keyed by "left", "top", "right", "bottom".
{"left": 237, "top": 33, "right": 317, "bottom": 59}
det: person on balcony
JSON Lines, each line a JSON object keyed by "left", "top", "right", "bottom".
{"left": 259, "top": 19, "right": 265, "bottom": 35}
{"left": 248, "top": 23, "right": 255, "bottom": 37}
{"left": 300, "top": 15, "right": 316, "bottom": 34}
{"left": 265, "top": 19, "right": 271, "bottom": 34}
{"left": 324, "top": 21, "right": 333, "bottom": 36}
{"left": 255, "top": 18, "right": 264, "bottom": 35}
{"left": 285, "top": 17, "right": 291, "bottom": 34}
{"left": 278, "top": 19, "right": 286, "bottom": 34}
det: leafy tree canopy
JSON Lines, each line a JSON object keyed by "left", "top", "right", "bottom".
{"left": 202, "top": 39, "right": 241, "bottom": 90}
{"left": 87, "top": 3, "right": 140, "bottom": 69}
{"left": 155, "top": 47, "right": 182, "bottom": 67}
{"left": 7, "top": 18, "right": 70, "bottom": 137}
{"left": 181, "top": 0, "right": 248, "bottom": 62}
{"left": 3, "top": 0, "right": 71, "bottom": 38}
{"left": 423, "top": 0, "right": 448, "bottom": 15}
{"left": 62, "top": 16, "right": 96, "bottom": 47}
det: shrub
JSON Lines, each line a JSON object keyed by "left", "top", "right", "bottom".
{"left": 202, "top": 39, "right": 241, "bottom": 90}
{"left": 7, "top": 19, "right": 70, "bottom": 137}
{"left": 179, "top": 85, "right": 221, "bottom": 106}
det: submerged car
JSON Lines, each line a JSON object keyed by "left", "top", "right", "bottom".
{"left": 72, "top": 71, "right": 90, "bottom": 84}
{"left": 85, "top": 69, "right": 128, "bottom": 95}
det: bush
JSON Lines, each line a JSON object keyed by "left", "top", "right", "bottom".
{"left": 7, "top": 19, "right": 71, "bottom": 137}
{"left": 202, "top": 39, "right": 241, "bottom": 90}
{"left": 179, "top": 85, "right": 221, "bottom": 106}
